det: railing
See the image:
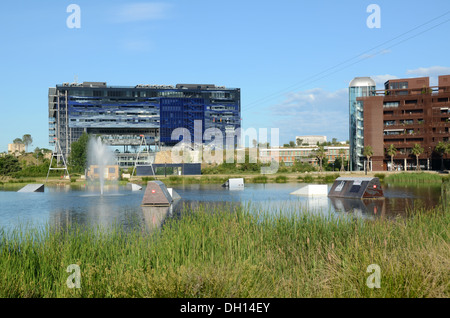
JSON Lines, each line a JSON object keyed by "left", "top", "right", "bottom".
{"left": 375, "top": 85, "right": 450, "bottom": 96}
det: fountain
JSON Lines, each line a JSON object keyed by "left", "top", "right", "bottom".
{"left": 87, "top": 136, "right": 116, "bottom": 195}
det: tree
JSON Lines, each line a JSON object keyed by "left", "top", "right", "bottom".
{"left": 289, "top": 141, "right": 296, "bottom": 148}
{"left": 363, "top": 145, "right": 373, "bottom": 173}
{"left": 252, "top": 139, "right": 257, "bottom": 148}
{"left": 68, "top": 132, "right": 90, "bottom": 173}
{"left": 435, "top": 141, "right": 449, "bottom": 170}
{"left": 0, "top": 155, "right": 21, "bottom": 176}
{"left": 313, "top": 145, "right": 326, "bottom": 172}
{"left": 296, "top": 138, "right": 303, "bottom": 147}
{"left": 22, "top": 134, "right": 33, "bottom": 152}
{"left": 13, "top": 138, "right": 22, "bottom": 144}
{"left": 411, "top": 143, "right": 424, "bottom": 171}
{"left": 130, "top": 144, "right": 139, "bottom": 153}
{"left": 386, "top": 144, "right": 397, "bottom": 171}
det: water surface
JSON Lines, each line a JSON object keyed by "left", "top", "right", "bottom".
{"left": 0, "top": 182, "right": 442, "bottom": 231}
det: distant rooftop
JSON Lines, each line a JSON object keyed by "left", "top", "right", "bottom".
{"left": 55, "top": 82, "right": 236, "bottom": 90}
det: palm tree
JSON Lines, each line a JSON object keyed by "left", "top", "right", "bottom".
{"left": 22, "top": 134, "right": 33, "bottom": 153}
{"left": 411, "top": 143, "right": 424, "bottom": 171}
{"left": 363, "top": 145, "right": 373, "bottom": 173}
{"left": 386, "top": 144, "right": 397, "bottom": 171}
{"left": 313, "top": 145, "right": 326, "bottom": 172}
{"left": 435, "top": 141, "right": 449, "bottom": 170}
{"left": 339, "top": 148, "right": 346, "bottom": 171}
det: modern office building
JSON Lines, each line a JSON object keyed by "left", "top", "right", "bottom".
{"left": 349, "top": 77, "right": 376, "bottom": 171}
{"left": 48, "top": 82, "right": 241, "bottom": 167}
{"left": 356, "top": 75, "right": 450, "bottom": 171}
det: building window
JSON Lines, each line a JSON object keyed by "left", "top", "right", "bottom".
{"left": 383, "top": 101, "right": 400, "bottom": 108}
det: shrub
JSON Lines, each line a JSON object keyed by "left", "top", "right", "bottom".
{"left": 274, "top": 175, "right": 287, "bottom": 183}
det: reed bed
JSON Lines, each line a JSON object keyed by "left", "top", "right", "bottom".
{"left": 385, "top": 172, "right": 448, "bottom": 184}
{"left": 0, "top": 203, "right": 448, "bottom": 298}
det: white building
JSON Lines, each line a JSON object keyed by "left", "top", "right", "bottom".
{"left": 8, "top": 143, "right": 25, "bottom": 156}
{"left": 295, "top": 135, "right": 327, "bottom": 146}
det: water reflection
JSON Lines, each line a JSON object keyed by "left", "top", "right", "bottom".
{"left": 141, "top": 206, "right": 172, "bottom": 231}
{"left": 0, "top": 182, "right": 444, "bottom": 232}
{"left": 329, "top": 197, "right": 386, "bottom": 219}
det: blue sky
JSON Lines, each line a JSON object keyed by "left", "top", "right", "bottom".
{"left": 1, "top": 0, "right": 450, "bottom": 152}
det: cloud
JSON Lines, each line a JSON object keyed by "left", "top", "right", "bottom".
{"left": 406, "top": 66, "right": 450, "bottom": 77}
{"left": 406, "top": 66, "right": 450, "bottom": 86}
{"left": 269, "top": 88, "right": 349, "bottom": 142}
{"left": 113, "top": 3, "right": 173, "bottom": 23}
{"left": 359, "top": 49, "right": 391, "bottom": 60}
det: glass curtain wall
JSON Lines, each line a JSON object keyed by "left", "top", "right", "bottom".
{"left": 349, "top": 84, "right": 375, "bottom": 171}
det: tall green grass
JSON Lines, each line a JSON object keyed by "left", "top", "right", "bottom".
{"left": 385, "top": 172, "right": 447, "bottom": 184}
{"left": 0, "top": 203, "right": 448, "bottom": 298}
{"left": 442, "top": 180, "right": 450, "bottom": 213}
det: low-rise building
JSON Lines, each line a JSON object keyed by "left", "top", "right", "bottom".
{"left": 8, "top": 143, "right": 25, "bottom": 156}
{"left": 87, "top": 165, "right": 120, "bottom": 181}
{"left": 260, "top": 145, "right": 350, "bottom": 167}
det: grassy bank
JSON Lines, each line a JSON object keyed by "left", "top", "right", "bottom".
{"left": 383, "top": 172, "right": 450, "bottom": 184}
{"left": 0, "top": 203, "right": 448, "bottom": 298}
{"left": 139, "top": 173, "right": 343, "bottom": 185}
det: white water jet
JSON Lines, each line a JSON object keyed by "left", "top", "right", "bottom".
{"left": 87, "top": 136, "right": 116, "bottom": 195}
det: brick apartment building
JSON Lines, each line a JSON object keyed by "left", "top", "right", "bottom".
{"left": 357, "top": 75, "right": 450, "bottom": 171}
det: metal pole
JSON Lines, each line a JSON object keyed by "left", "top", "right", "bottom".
{"left": 65, "top": 90, "right": 69, "bottom": 161}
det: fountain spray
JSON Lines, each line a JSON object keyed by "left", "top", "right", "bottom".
{"left": 87, "top": 136, "right": 116, "bottom": 195}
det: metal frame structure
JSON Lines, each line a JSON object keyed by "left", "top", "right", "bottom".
{"left": 132, "top": 135, "right": 156, "bottom": 178}
{"left": 46, "top": 138, "right": 70, "bottom": 183}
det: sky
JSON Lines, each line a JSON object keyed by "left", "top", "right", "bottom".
{"left": 1, "top": 0, "right": 450, "bottom": 152}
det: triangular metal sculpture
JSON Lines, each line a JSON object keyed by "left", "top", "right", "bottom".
{"left": 132, "top": 134, "right": 156, "bottom": 178}
{"left": 46, "top": 137, "right": 70, "bottom": 183}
